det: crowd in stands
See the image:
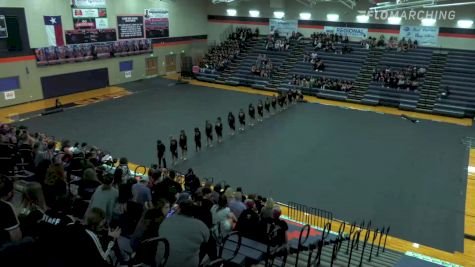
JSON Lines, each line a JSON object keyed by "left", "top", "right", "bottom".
{"left": 372, "top": 65, "right": 426, "bottom": 90}
{"left": 311, "top": 32, "right": 349, "bottom": 52}
{"left": 0, "top": 124, "right": 289, "bottom": 267}
{"left": 199, "top": 28, "right": 258, "bottom": 73}
{"left": 361, "top": 36, "right": 418, "bottom": 52}
{"left": 265, "top": 37, "right": 290, "bottom": 51}
{"left": 251, "top": 54, "right": 275, "bottom": 78}
{"left": 289, "top": 74, "right": 354, "bottom": 92}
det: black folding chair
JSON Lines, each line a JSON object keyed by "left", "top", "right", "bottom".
{"left": 204, "top": 231, "right": 242, "bottom": 267}
{"left": 133, "top": 236, "right": 169, "bottom": 267}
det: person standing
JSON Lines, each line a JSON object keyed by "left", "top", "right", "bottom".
{"left": 264, "top": 98, "right": 271, "bottom": 115}
{"left": 156, "top": 140, "right": 166, "bottom": 168}
{"left": 179, "top": 130, "right": 188, "bottom": 161}
{"left": 205, "top": 120, "right": 213, "bottom": 147}
{"left": 194, "top": 128, "right": 202, "bottom": 152}
{"left": 228, "top": 112, "right": 236, "bottom": 136}
{"left": 248, "top": 104, "right": 256, "bottom": 126}
{"left": 271, "top": 96, "right": 277, "bottom": 114}
{"left": 215, "top": 117, "right": 223, "bottom": 143}
{"left": 170, "top": 136, "right": 178, "bottom": 165}
{"left": 257, "top": 100, "right": 264, "bottom": 122}
{"left": 238, "top": 109, "right": 246, "bottom": 132}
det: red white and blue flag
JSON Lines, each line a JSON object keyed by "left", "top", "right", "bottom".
{"left": 44, "top": 16, "right": 64, "bottom": 46}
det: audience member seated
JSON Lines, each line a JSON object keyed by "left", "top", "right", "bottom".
{"left": 0, "top": 126, "right": 293, "bottom": 267}
{"left": 310, "top": 32, "right": 343, "bottom": 52}
{"left": 372, "top": 65, "right": 426, "bottom": 91}
{"left": 313, "top": 59, "right": 325, "bottom": 72}
{"left": 289, "top": 74, "right": 354, "bottom": 92}
{"left": 251, "top": 54, "right": 275, "bottom": 78}
{"left": 265, "top": 36, "right": 290, "bottom": 51}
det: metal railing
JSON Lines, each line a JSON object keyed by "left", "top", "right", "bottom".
{"left": 287, "top": 201, "right": 333, "bottom": 229}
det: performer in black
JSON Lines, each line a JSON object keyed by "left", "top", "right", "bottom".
{"left": 179, "top": 130, "right": 187, "bottom": 160}
{"left": 278, "top": 93, "right": 284, "bottom": 109}
{"left": 257, "top": 100, "right": 264, "bottom": 122}
{"left": 288, "top": 90, "right": 293, "bottom": 104}
{"left": 238, "top": 109, "right": 246, "bottom": 131}
{"left": 271, "top": 96, "right": 277, "bottom": 114}
{"left": 194, "top": 127, "right": 201, "bottom": 152}
{"left": 264, "top": 98, "right": 271, "bottom": 114}
{"left": 156, "top": 140, "right": 166, "bottom": 168}
{"left": 215, "top": 117, "right": 224, "bottom": 143}
{"left": 205, "top": 120, "right": 214, "bottom": 147}
{"left": 170, "top": 136, "right": 178, "bottom": 165}
{"left": 248, "top": 103, "right": 256, "bottom": 126}
{"left": 228, "top": 112, "right": 236, "bottom": 135}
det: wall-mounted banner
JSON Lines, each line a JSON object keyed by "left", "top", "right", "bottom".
{"left": 65, "top": 28, "right": 116, "bottom": 44}
{"left": 144, "top": 8, "right": 169, "bottom": 38}
{"left": 400, "top": 26, "right": 439, "bottom": 47}
{"left": 117, "top": 15, "right": 144, "bottom": 39}
{"left": 71, "top": 0, "right": 106, "bottom": 8}
{"left": 269, "top": 19, "right": 298, "bottom": 38}
{"left": 324, "top": 26, "right": 368, "bottom": 38}
{"left": 73, "top": 8, "right": 107, "bottom": 29}
{"left": 4, "top": 91, "right": 15, "bottom": 100}
{"left": 0, "top": 15, "right": 8, "bottom": 38}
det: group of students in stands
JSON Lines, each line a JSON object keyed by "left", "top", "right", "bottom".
{"left": 199, "top": 27, "right": 259, "bottom": 73}
{"left": 361, "top": 35, "right": 418, "bottom": 52}
{"left": 289, "top": 74, "right": 354, "bottom": 92}
{"left": 265, "top": 36, "right": 290, "bottom": 51}
{"left": 372, "top": 65, "right": 426, "bottom": 91}
{"left": 251, "top": 53, "right": 275, "bottom": 78}
{"left": 0, "top": 123, "right": 292, "bottom": 267}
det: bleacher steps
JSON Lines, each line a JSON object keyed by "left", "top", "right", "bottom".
{"left": 416, "top": 51, "right": 448, "bottom": 112}
{"left": 347, "top": 49, "right": 384, "bottom": 102}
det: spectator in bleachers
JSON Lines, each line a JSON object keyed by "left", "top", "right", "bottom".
{"left": 87, "top": 174, "right": 118, "bottom": 224}
{"left": 0, "top": 176, "right": 22, "bottom": 245}
{"left": 130, "top": 198, "right": 169, "bottom": 250}
{"left": 17, "top": 182, "right": 47, "bottom": 239}
{"left": 313, "top": 59, "right": 325, "bottom": 72}
{"left": 265, "top": 37, "right": 290, "bottom": 51}
{"left": 211, "top": 194, "right": 236, "bottom": 238}
{"left": 157, "top": 199, "right": 210, "bottom": 267}
{"left": 235, "top": 199, "right": 260, "bottom": 239}
{"left": 252, "top": 54, "right": 275, "bottom": 78}
{"left": 43, "top": 156, "right": 67, "bottom": 208}
{"left": 372, "top": 65, "right": 425, "bottom": 90}
{"left": 228, "top": 191, "right": 246, "bottom": 217}
{"left": 289, "top": 74, "right": 354, "bottom": 92}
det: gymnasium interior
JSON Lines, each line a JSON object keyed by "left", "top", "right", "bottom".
{"left": 0, "top": 0, "right": 474, "bottom": 266}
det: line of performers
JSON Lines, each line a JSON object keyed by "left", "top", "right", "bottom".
{"left": 156, "top": 90, "right": 304, "bottom": 167}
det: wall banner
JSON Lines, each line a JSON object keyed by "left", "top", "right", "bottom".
{"left": 399, "top": 26, "right": 439, "bottom": 47}
{"left": 144, "top": 8, "right": 169, "bottom": 38}
{"left": 117, "top": 15, "right": 144, "bottom": 39}
{"left": 324, "top": 26, "right": 368, "bottom": 38}
{"left": 73, "top": 8, "right": 107, "bottom": 29}
{"left": 269, "top": 19, "right": 298, "bottom": 38}
{"left": 72, "top": 0, "right": 107, "bottom": 8}
{"left": 0, "top": 15, "right": 7, "bottom": 38}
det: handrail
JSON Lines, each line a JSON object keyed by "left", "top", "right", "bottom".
{"left": 376, "top": 226, "right": 385, "bottom": 256}
{"left": 347, "top": 229, "right": 362, "bottom": 267}
{"left": 368, "top": 227, "right": 379, "bottom": 262}
{"left": 310, "top": 222, "right": 332, "bottom": 266}
{"left": 346, "top": 221, "right": 357, "bottom": 254}
{"left": 383, "top": 226, "right": 391, "bottom": 252}
{"left": 287, "top": 201, "right": 333, "bottom": 229}
{"left": 140, "top": 237, "right": 169, "bottom": 267}
{"left": 358, "top": 227, "right": 372, "bottom": 267}
{"left": 293, "top": 224, "right": 310, "bottom": 267}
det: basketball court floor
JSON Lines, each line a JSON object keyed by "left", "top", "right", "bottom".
{"left": 14, "top": 77, "right": 474, "bottom": 254}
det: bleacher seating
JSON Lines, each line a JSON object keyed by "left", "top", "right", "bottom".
{"left": 435, "top": 49, "right": 475, "bottom": 117}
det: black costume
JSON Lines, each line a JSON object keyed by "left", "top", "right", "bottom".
{"left": 215, "top": 122, "right": 223, "bottom": 138}
{"left": 249, "top": 105, "right": 255, "bottom": 119}
{"left": 264, "top": 100, "right": 270, "bottom": 113}
{"left": 206, "top": 122, "right": 213, "bottom": 141}
{"left": 170, "top": 138, "right": 178, "bottom": 158}
{"left": 228, "top": 113, "right": 236, "bottom": 131}
{"left": 157, "top": 141, "right": 166, "bottom": 168}
{"left": 271, "top": 97, "right": 277, "bottom": 110}
{"left": 194, "top": 129, "right": 201, "bottom": 151}
{"left": 179, "top": 133, "right": 187, "bottom": 151}
{"left": 257, "top": 102, "right": 264, "bottom": 118}
{"left": 238, "top": 111, "right": 246, "bottom": 126}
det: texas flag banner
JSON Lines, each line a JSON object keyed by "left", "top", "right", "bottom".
{"left": 44, "top": 16, "right": 65, "bottom": 46}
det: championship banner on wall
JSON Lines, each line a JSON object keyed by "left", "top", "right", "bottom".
{"left": 269, "top": 19, "right": 298, "bottom": 38}
{"left": 400, "top": 26, "right": 439, "bottom": 47}
{"left": 144, "top": 8, "right": 169, "bottom": 38}
{"left": 0, "top": 15, "right": 8, "bottom": 38}
{"left": 117, "top": 15, "right": 144, "bottom": 39}
{"left": 324, "top": 26, "right": 368, "bottom": 38}
{"left": 65, "top": 28, "right": 116, "bottom": 44}
{"left": 73, "top": 8, "right": 108, "bottom": 29}
{"left": 71, "top": 0, "right": 106, "bottom": 8}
